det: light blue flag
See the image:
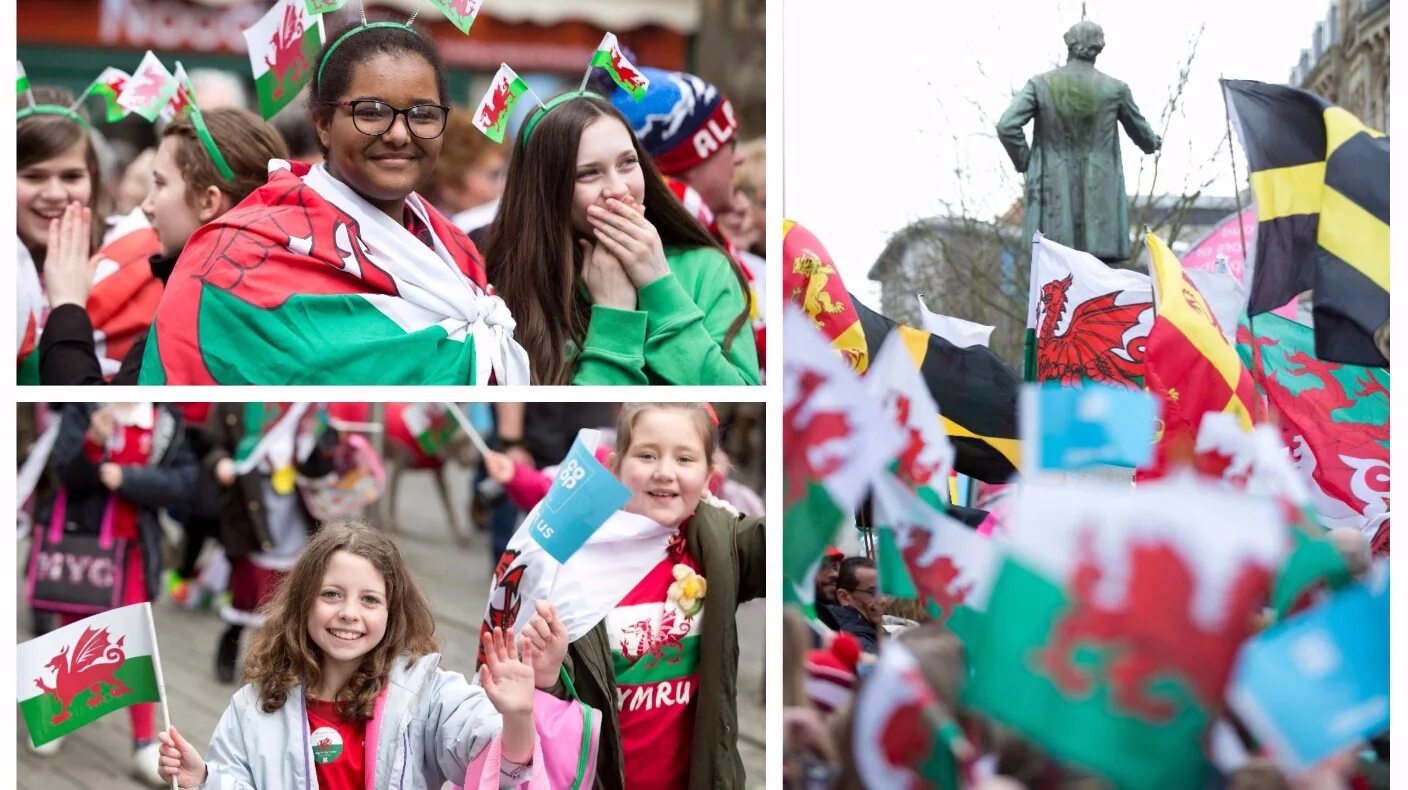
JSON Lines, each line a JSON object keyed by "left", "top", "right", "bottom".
{"left": 1019, "top": 381, "right": 1157, "bottom": 471}
{"left": 1229, "top": 568, "right": 1389, "bottom": 773}
{"left": 524, "top": 430, "right": 632, "bottom": 564}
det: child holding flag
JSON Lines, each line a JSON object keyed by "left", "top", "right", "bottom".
{"left": 41, "top": 107, "right": 288, "bottom": 385}
{"left": 142, "top": 21, "right": 529, "bottom": 385}
{"left": 483, "top": 403, "right": 766, "bottom": 788}
{"left": 157, "top": 521, "right": 564, "bottom": 789}
{"left": 482, "top": 87, "right": 758, "bottom": 385}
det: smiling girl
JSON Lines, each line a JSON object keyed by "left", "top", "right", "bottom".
{"left": 486, "top": 403, "right": 766, "bottom": 788}
{"left": 40, "top": 108, "right": 286, "bottom": 385}
{"left": 142, "top": 22, "right": 528, "bottom": 385}
{"left": 157, "top": 522, "right": 560, "bottom": 789}
{"left": 484, "top": 95, "right": 759, "bottom": 386}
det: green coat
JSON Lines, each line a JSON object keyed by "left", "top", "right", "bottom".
{"left": 573, "top": 246, "right": 761, "bottom": 385}
{"left": 549, "top": 501, "right": 766, "bottom": 790}
{"left": 996, "top": 59, "right": 1161, "bottom": 262}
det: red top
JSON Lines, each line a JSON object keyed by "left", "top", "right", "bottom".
{"left": 84, "top": 422, "right": 153, "bottom": 541}
{"left": 609, "top": 532, "right": 704, "bottom": 788}
{"left": 306, "top": 698, "right": 367, "bottom": 790}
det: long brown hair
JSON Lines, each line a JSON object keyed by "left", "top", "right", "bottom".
{"left": 17, "top": 86, "right": 108, "bottom": 254}
{"left": 483, "top": 95, "right": 751, "bottom": 385}
{"left": 162, "top": 107, "right": 288, "bottom": 208}
{"left": 243, "top": 522, "right": 437, "bottom": 719}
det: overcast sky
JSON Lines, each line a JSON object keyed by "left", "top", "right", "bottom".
{"left": 783, "top": 0, "right": 1335, "bottom": 307}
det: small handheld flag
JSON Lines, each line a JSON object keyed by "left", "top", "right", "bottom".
{"left": 587, "top": 33, "right": 648, "bottom": 99}
{"left": 472, "top": 63, "right": 530, "bottom": 143}
{"left": 17, "top": 60, "right": 34, "bottom": 106}
{"left": 429, "top": 0, "right": 483, "bottom": 35}
{"left": 524, "top": 429, "right": 632, "bottom": 564}
{"left": 116, "top": 52, "right": 179, "bottom": 122}
{"left": 18, "top": 603, "right": 166, "bottom": 747}
{"left": 245, "top": 0, "right": 324, "bottom": 120}
{"left": 304, "top": 0, "right": 349, "bottom": 14}
{"left": 76, "top": 68, "right": 131, "bottom": 123}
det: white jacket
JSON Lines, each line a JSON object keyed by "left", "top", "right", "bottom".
{"left": 199, "top": 652, "right": 510, "bottom": 790}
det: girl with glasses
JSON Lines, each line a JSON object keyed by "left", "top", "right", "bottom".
{"left": 141, "top": 22, "right": 529, "bottom": 385}
{"left": 483, "top": 94, "right": 760, "bottom": 385}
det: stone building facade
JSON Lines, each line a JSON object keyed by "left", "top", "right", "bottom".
{"left": 1290, "top": 0, "right": 1390, "bottom": 131}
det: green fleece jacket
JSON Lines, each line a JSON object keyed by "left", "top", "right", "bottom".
{"left": 550, "top": 501, "right": 766, "bottom": 790}
{"left": 572, "top": 246, "right": 761, "bottom": 385}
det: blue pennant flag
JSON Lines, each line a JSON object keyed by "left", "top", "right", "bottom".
{"left": 525, "top": 430, "right": 632, "bottom": 564}
{"left": 1229, "top": 568, "right": 1389, "bottom": 773}
{"left": 1019, "top": 381, "right": 1157, "bottom": 471}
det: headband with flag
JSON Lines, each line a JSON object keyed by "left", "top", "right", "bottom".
{"left": 312, "top": 0, "right": 429, "bottom": 88}
{"left": 514, "top": 32, "right": 648, "bottom": 144}
{"left": 173, "top": 62, "right": 236, "bottom": 182}
{"left": 15, "top": 60, "right": 92, "bottom": 126}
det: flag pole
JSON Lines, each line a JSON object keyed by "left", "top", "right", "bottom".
{"left": 141, "top": 601, "right": 179, "bottom": 790}
{"left": 1219, "top": 77, "right": 1249, "bottom": 261}
{"left": 443, "top": 402, "right": 492, "bottom": 458}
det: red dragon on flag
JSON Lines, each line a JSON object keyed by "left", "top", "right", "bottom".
{"left": 126, "top": 67, "right": 170, "bottom": 107}
{"left": 476, "top": 77, "right": 512, "bottom": 131}
{"left": 1035, "top": 274, "right": 1150, "bottom": 388}
{"left": 783, "top": 369, "right": 852, "bottom": 509}
{"left": 610, "top": 47, "right": 647, "bottom": 91}
{"left": 1036, "top": 533, "right": 1272, "bottom": 723}
{"left": 265, "top": 4, "right": 309, "bottom": 101}
{"left": 34, "top": 627, "right": 130, "bottom": 725}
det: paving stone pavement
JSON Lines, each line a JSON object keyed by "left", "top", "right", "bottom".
{"left": 17, "top": 462, "right": 765, "bottom": 789}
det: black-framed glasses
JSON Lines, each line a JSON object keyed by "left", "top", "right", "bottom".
{"left": 323, "top": 100, "right": 449, "bottom": 139}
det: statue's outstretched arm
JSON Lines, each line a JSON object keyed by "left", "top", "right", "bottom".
{"left": 1117, "top": 83, "right": 1161, "bottom": 154}
{"left": 996, "top": 80, "right": 1038, "bottom": 172}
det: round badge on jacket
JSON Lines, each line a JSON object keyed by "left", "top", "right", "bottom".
{"left": 310, "top": 726, "right": 344, "bottom": 764}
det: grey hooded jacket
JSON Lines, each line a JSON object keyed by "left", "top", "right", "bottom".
{"left": 198, "top": 652, "right": 510, "bottom": 790}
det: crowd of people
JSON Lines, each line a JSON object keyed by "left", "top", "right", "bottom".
{"left": 18, "top": 401, "right": 766, "bottom": 788}
{"left": 18, "top": 19, "right": 766, "bottom": 385}
{"left": 782, "top": 522, "right": 1388, "bottom": 789}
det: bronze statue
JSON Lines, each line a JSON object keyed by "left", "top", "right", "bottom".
{"left": 997, "top": 21, "right": 1161, "bottom": 262}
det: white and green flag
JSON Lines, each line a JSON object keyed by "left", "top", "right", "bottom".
{"left": 472, "top": 64, "right": 529, "bottom": 143}
{"left": 115, "top": 51, "right": 179, "bottom": 122}
{"left": 866, "top": 331, "right": 955, "bottom": 512}
{"left": 852, "top": 640, "right": 960, "bottom": 788}
{"left": 871, "top": 472, "right": 995, "bottom": 622}
{"left": 429, "top": 0, "right": 484, "bottom": 36}
{"left": 1026, "top": 233, "right": 1153, "bottom": 386}
{"left": 965, "top": 478, "right": 1287, "bottom": 789}
{"left": 245, "top": 0, "right": 323, "bottom": 120}
{"left": 77, "top": 67, "right": 131, "bottom": 123}
{"left": 589, "top": 32, "right": 649, "bottom": 101}
{"left": 19, "top": 603, "right": 165, "bottom": 747}
{"left": 17, "top": 60, "right": 32, "bottom": 100}
{"left": 783, "top": 306, "right": 905, "bottom": 585}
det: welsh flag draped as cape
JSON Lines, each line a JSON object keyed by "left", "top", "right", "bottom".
{"left": 141, "top": 160, "right": 529, "bottom": 385}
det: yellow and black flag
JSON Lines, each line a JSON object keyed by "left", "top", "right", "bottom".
{"left": 1222, "top": 79, "right": 1388, "bottom": 367}
{"left": 783, "top": 220, "right": 1021, "bottom": 482}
